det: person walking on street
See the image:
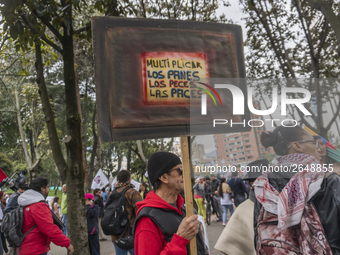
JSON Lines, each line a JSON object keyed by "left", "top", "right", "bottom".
{"left": 18, "top": 177, "right": 74, "bottom": 255}
{"left": 51, "top": 196, "right": 61, "bottom": 219}
{"left": 107, "top": 170, "right": 142, "bottom": 255}
{"left": 218, "top": 178, "right": 233, "bottom": 226}
{"left": 193, "top": 177, "right": 206, "bottom": 222}
{"left": 101, "top": 187, "right": 109, "bottom": 206}
{"left": 228, "top": 171, "right": 248, "bottom": 207}
{"left": 93, "top": 188, "right": 106, "bottom": 242}
{"left": 210, "top": 175, "right": 222, "bottom": 222}
{"left": 85, "top": 193, "right": 100, "bottom": 255}
{"left": 203, "top": 176, "right": 212, "bottom": 203}
{"left": 138, "top": 182, "right": 149, "bottom": 200}
{"left": 61, "top": 184, "right": 68, "bottom": 236}
{"left": 134, "top": 151, "right": 207, "bottom": 255}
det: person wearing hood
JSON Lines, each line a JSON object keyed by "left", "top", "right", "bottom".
{"left": 134, "top": 151, "right": 207, "bottom": 255}
{"left": 85, "top": 193, "right": 100, "bottom": 255}
{"left": 18, "top": 177, "right": 74, "bottom": 255}
{"left": 4, "top": 187, "right": 25, "bottom": 214}
{"left": 214, "top": 159, "right": 268, "bottom": 255}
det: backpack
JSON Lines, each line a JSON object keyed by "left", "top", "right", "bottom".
{"left": 101, "top": 186, "right": 131, "bottom": 236}
{"left": 1, "top": 205, "right": 36, "bottom": 247}
{"left": 256, "top": 202, "right": 333, "bottom": 254}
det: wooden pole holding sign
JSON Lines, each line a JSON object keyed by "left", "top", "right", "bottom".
{"left": 180, "top": 136, "right": 197, "bottom": 255}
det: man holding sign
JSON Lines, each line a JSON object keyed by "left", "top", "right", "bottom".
{"left": 134, "top": 152, "right": 207, "bottom": 255}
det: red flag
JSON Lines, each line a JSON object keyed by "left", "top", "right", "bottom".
{"left": 0, "top": 168, "right": 7, "bottom": 183}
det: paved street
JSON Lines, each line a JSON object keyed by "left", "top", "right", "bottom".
{"left": 49, "top": 215, "right": 225, "bottom": 255}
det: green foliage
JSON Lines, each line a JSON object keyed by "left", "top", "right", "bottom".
{"left": 0, "top": 152, "right": 14, "bottom": 176}
{"left": 13, "top": 161, "right": 27, "bottom": 173}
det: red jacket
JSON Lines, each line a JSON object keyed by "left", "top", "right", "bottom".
{"left": 134, "top": 191, "right": 189, "bottom": 255}
{"left": 18, "top": 190, "right": 70, "bottom": 255}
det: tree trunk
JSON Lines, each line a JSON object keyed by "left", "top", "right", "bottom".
{"left": 61, "top": 3, "right": 89, "bottom": 252}
{"left": 31, "top": 99, "right": 41, "bottom": 160}
{"left": 14, "top": 80, "right": 32, "bottom": 169}
{"left": 126, "top": 145, "right": 132, "bottom": 171}
{"left": 89, "top": 105, "right": 98, "bottom": 186}
{"left": 117, "top": 153, "right": 122, "bottom": 172}
{"left": 75, "top": 68, "right": 90, "bottom": 189}
{"left": 35, "top": 40, "right": 67, "bottom": 180}
{"left": 160, "top": 139, "right": 164, "bottom": 151}
{"left": 96, "top": 112, "right": 102, "bottom": 170}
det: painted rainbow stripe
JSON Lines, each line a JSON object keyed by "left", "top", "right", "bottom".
{"left": 197, "top": 82, "right": 222, "bottom": 106}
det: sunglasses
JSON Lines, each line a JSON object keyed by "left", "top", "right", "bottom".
{"left": 287, "top": 139, "right": 319, "bottom": 149}
{"left": 169, "top": 167, "right": 183, "bottom": 175}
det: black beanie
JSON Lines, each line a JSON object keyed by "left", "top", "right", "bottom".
{"left": 147, "top": 151, "right": 182, "bottom": 186}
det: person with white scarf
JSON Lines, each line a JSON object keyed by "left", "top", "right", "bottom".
{"left": 253, "top": 125, "right": 340, "bottom": 255}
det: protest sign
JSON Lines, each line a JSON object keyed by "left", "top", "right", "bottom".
{"left": 92, "top": 17, "right": 249, "bottom": 142}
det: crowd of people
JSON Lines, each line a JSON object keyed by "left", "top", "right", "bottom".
{"left": 192, "top": 171, "right": 250, "bottom": 227}
{"left": 0, "top": 125, "right": 339, "bottom": 255}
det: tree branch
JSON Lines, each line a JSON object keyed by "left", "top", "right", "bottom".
{"left": 252, "top": 1, "right": 295, "bottom": 78}
{"left": 316, "top": 18, "right": 329, "bottom": 60}
{"left": 306, "top": 0, "right": 340, "bottom": 55}
{"left": 326, "top": 99, "right": 340, "bottom": 130}
{"left": 131, "top": 146, "right": 145, "bottom": 162}
{"left": 293, "top": 0, "right": 318, "bottom": 77}
{"left": 19, "top": 11, "right": 63, "bottom": 53}
{"left": 0, "top": 78, "right": 18, "bottom": 111}
{"left": 73, "top": 24, "right": 91, "bottom": 34}
{"left": 32, "top": 10, "right": 63, "bottom": 42}
{"left": 0, "top": 58, "right": 19, "bottom": 73}
{"left": 30, "top": 151, "right": 46, "bottom": 171}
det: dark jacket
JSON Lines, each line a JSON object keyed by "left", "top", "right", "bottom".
{"left": 4, "top": 191, "right": 21, "bottom": 214}
{"left": 228, "top": 178, "right": 249, "bottom": 198}
{"left": 203, "top": 182, "right": 212, "bottom": 202}
{"left": 254, "top": 173, "right": 340, "bottom": 255}
{"left": 211, "top": 179, "right": 220, "bottom": 193}
{"left": 86, "top": 204, "right": 100, "bottom": 235}
{"left": 142, "top": 190, "right": 149, "bottom": 200}
{"left": 94, "top": 194, "right": 104, "bottom": 218}
{"left": 134, "top": 191, "right": 208, "bottom": 255}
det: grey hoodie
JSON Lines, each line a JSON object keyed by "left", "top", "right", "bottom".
{"left": 193, "top": 183, "right": 205, "bottom": 196}
{"left": 18, "top": 189, "right": 45, "bottom": 207}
